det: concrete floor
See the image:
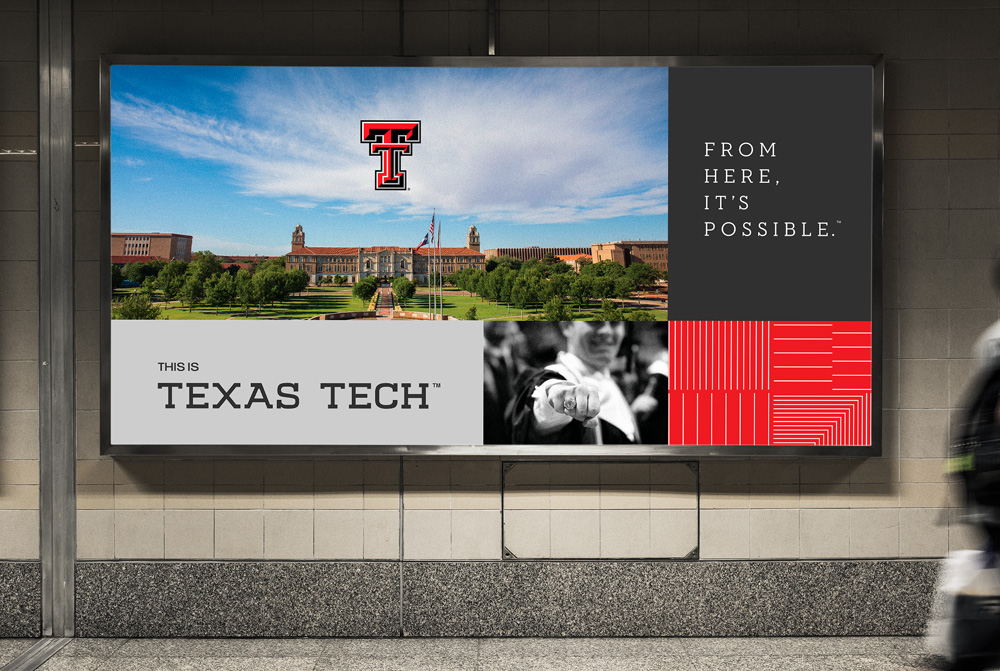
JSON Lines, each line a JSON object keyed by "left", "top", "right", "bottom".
{"left": 0, "top": 640, "right": 35, "bottom": 667}
{"left": 0, "top": 636, "right": 974, "bottom": 671}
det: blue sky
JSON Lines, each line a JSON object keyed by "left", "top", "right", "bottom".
{"left": 111, "top": 65, "right": 669, "bottom": 256}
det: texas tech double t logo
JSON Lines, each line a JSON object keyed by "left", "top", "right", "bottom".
{"left": 360, "top": 121, "right": 421, "bottom": 190}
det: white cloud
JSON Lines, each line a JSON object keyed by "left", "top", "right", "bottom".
{"left": 192, "top": 235, "right": 286, "bottom": 256}
{"left": 326, "top": 203, "right": 390, "bottom": 216}
{"left": 112, "top": 68, "right": 669, "bottom": 226}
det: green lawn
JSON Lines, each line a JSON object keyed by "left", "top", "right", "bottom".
{"left": 113, "top": 287, "right": 370, "bottom": 320}
{"left": 112, "top": 286, "right": 667, "bottom": 321}
{"left": 408, "top": 289, "right": 668, "bottom": 321}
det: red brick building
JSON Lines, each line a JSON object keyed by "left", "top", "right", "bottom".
{"left": 591, "top": 240, "right": 668, "bottom": 275}
{"left": 111, "top": 232, "right": 193, "bottom": 263}
{"left": 482, "top": 246, "right": 590, "bottom": 262}
{"left": 286, "top": 225, "right": 485, "bottom": 284}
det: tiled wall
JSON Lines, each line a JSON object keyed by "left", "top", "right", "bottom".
{"left": 0, "top": 0, "right": 39, "bottom": 562}
{"left": 503, "top": 461, "right": 699, "bottom": 559}
{"left": 59, "top": 1, "right": 1000, "bottom": 563}
{"left": 77, "top": 458, "right": 407, "bottom": 560}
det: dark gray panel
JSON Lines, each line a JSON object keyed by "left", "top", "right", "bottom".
{"left": 75, "top": 562, "right": 400, "bottom": 637}
{"left": 402, "top": 560, "right": 937, "bottom": 637}
{"left": 669, "top": 66, "right": 874, "bottom": 321}
{"left": 0, "top": 562, "right": 42, "bottom": 637}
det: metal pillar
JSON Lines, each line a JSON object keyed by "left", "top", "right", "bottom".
{"left": 37, "top": 0, "right": 76, "bottom": 638}
{"left": 488, "top": 0, "right": 497, "bottom": 55}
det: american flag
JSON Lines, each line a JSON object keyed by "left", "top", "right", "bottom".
{"left": 415, "top": 212, "right": 435, "bottom": 250}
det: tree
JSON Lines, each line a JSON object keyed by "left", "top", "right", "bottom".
{"left": 234, "top": 268, "right": 258, "bottom": 316}
{"left": 392, "top": 277, "right": 416, "bottom": 308}
{"left": 485, "top": 255, "right": 521, "bottom": 273}
{"left": 333, "top": 275, "right": 347, "bottom": 286}
{"left": 549, "top": 273, "right": 570, "bottom": 301}
{"left": 256, "top": 255, "right": 287, "bottom": 272}
{"left": 145, "top": 259, "right": 167, "bottom": 277}
{"left": 483, "top": 267, "right": 506, "bottom": 304}
{"left": 547, "top": 261, "right": 573, "bottom": 276}
{"left": 204, "top": 273, "right": 234, "bottom": 314}
{"left": 112, "top": 292, "right": 161, "bottom": 320}
{"left": 467, "top": 268, "right": 487, "bottom": 301}
{"left": 253, "top": 266, "right": 287, "bottom": 308}
{"left": 189, "top": 250, "right": 224, "bottom": 283}
{"left": 241, "top": 255, "right": 282, "bottom": 276}
{"left": 581, "top": 259, "right": 625, "bottom": 281}
{"left": 122, "top": 262, "right": 143, "bottom": 284}
{"left": 499, "top": 270, "right": 516, "bottom": 313}
{"left": 179, "top": 275, "right": 205, "bottom": 312}
{"left": 160, "top": 276, "right": 183, "bottom": 303}
{"left": 140, "top": 276, "right": 156, "bottom": 300}
{"left": 593, "top": 276, "right": 615, "bottom": 302}
{"left": 626, "top": 309, "right": 657, "bottom": 322}
{"left": 158, "top": 259, "right": 188, "bottom": 282}
{"left": 614, "top": 277, "right": 637, "bottom": 307}
{"left": 569, "top": 276, "right": 594, "bottom": 314}
{"left": 123, "top": 260, "right": 164, "bottom": 284}
{"left": 599, "top": 300, "right": 624, "bottom": 321}
{"left": 625, "top": 262, "right": 660, "bottom": 291}
{"left": 511, "top": 277, "right": 534, "bottom": 317}
{"left": 542, "top": 297, "right": 573, "bottom": 321}
{"left": 352, "top": 276, "right": 378, "bottom": 306}
{"left": 110, "top": 263, "right": 124, "bottom": 290}
{"left": 531, "top": 274, "right": 552, "bottom": 309}
{"left": 286, "top": 268, "right": 310, "bottom": 295}
{"left": 453, "top": 267, "right": 477, "bottom": 293}
{"left": 156, "top": 260, "right": 188, "bottom": 303}
{"left": 464, "top": 305, "right": 478, "bottom": 320}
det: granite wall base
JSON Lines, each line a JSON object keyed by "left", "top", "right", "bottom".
{"left": 401, "top": 561, "right": 938, "bottom": 637}
{"left": 0, "top": 562, "right": 41, "bottom": 637}
{"left": 72, "top": 560, "right": 937, "bottom": 638}
{"left": 75, "top": 562, "right": 401, "bottom": 637}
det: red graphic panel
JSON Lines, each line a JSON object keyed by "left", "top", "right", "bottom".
{"left": 669, "top": 321, "right": 871, "bottom": 446}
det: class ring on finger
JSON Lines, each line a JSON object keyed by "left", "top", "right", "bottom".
{"left": 563, "top": 397, "right": 577, "bottom": 411}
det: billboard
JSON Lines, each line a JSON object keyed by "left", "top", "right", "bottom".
{"left": 101, "top": 56, "right": 882, "bottom": 456}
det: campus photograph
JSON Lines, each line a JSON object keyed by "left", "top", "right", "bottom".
{"left": 108, "top": 65, "right": 669, "bottom": 322}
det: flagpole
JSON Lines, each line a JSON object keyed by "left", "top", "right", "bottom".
{"left": 433, "top": 215, "right": 438, "bottom": 320}
{"left": 434, "top": 221, "right": 439, "bottom": 320}
{"left": 432, "top": 229, "right": 436, "bottom": 319}
{"left": 436, "top": 217, "right": 442, "bottom": 320}
{"left": 432, "top": 211, "right": 438, "bottom": 319}
{"left": 429, "top": 210, "right": 435, "bottom": 319}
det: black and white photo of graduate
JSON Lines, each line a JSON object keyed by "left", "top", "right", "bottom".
{"left": 483, "top": 322, "right": 668, "bottom": 445}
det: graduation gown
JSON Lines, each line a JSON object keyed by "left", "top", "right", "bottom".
{"left": 504, "top": 368, "right": 637, "bottom": 445}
